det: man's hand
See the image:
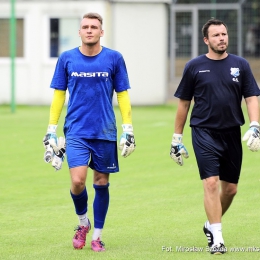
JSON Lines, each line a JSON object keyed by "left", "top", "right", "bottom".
{"left": 43, "top": 125, "right": 58, "bottom": 163}
{"left": 242, "top": 121, "right": 260, "bottom": 152}
{"left": 170, "top": 133, "right": 189, "bottom": 166}
{"left": 52, "top": 137, "right": 66, "bottom": 171}
{"left": 119, "top": 124, "right": 136, "bottom": 158}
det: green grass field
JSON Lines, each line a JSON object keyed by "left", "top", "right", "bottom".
{"left": 1, "top": 104, "right": 260, "bottom": 260}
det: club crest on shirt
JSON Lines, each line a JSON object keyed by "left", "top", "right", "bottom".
{"left": 230, "top": 67, "right": 240, "bottom": 82}
{"left": 230, "top": 68, "right": 240, "bottom": 77}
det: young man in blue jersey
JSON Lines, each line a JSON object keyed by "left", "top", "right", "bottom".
{"left": 170, "top": 18, "right": 260, "bottom": 254}
{"left": 43, "top": 12, "right": 136, "bottom": 252}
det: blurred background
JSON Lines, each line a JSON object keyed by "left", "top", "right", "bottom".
{"left": 0, "top": 0, "right": 259, "bottom": 107}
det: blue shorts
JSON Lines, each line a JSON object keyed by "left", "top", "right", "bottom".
{"left": 66, "top": 138, "right": 119, "bottom": 173}
{"left": 192, "top": 127, "right": 242, "bottom": 183}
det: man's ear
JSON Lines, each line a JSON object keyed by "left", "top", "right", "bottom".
{"left": 203, "top": 37, "right": 208, "bottom": 45}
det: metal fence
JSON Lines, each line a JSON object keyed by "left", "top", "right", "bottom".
{"left": 170, "top": 0, "right": 260, "bottom": 82}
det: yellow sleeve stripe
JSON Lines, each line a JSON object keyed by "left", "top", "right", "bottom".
{"left": 49, "top": 89, "right": 66, "bottom": 125}
{"left": 117, "top": 90, "right": 132, "bottom": 124}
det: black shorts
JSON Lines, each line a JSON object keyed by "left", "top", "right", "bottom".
{"left": 192, "top": 126, "right": 242, "bottom": 183}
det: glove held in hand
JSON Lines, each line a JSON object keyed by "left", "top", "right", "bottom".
{"left": 242, "top": 122, "right": 260, "bottom": 152}
{"left": 43, "top": 125, "right": 66, "bottom": 170}
{"left": 119, "top": 124, "right": 136, "bottom": 158}
{"left": 52, "top": 137, "right": 66, "bottom": 171}
{"left": 43, "top": 125, "right": 58, "bottom": 163}
{"left": 170, "top": 133, "right": 189, "bottom": 166}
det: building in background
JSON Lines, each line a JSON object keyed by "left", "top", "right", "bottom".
{"left": 0, "top": 0, "right": 170, "bottom": 105}
{"left": 0, "top": 0, "right": 259, "bottom": 105}
{"left": 170, "top": 0, "right": 260, "bottom": 82}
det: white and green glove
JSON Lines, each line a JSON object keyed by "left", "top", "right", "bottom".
{"left": 242, "top": 121, "right": 260, "bottom": 152}
{"left": 43, "top": 125, "right": 66, "bottom": 170}
{"left": 43, "top": 125, "right": 58, "bottom": 163}
{"left": 51, "top": 137, "right": 66, "bottom": 171}
{"left": 170, "top": 133, "right": 189, "bottom": 166}
{"left": 119, "top": 124, "right": 136, "bottom": 158}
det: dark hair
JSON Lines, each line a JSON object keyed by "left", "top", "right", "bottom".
{"left": 202, "top": 18, "right": 228, "bottom": 38}
{"left": 83, "top": 12, "right": 103, "bottom": 26}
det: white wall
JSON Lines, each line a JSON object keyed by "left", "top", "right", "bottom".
{"left": 0, "top": 0, "right": 170, "bottom": 105}
{"left": 112, "top": 2, "right": 169, "bottom": 105}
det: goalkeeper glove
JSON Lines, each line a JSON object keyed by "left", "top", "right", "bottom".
{"left": 52, "top": 137, "right": 66, "bottom": 171}
{"left": 43, "top": 124, "right": 58, "bottom": 163}
{"left": 119, "top": 124, "right": 136, "bottom": 158}
{"left": 242, "top": 121, "right": 260, "bottom": 152}
{"left": 170, "top": 133, "right": 189, "bottom": 166}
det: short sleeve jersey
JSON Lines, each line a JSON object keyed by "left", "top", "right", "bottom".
{"left": 50, "top": 46, "right": 131, "bottom": 140}
{"left": 174, "top": 54, "right": 260, "bottom": 129}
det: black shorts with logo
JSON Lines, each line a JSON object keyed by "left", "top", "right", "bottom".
{"left": 192, "top": 126, "right": 242, "bottom": 184}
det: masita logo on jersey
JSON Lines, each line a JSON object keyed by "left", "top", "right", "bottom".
{"left": 71, "top": 72, "right": 109, "bottom": 77}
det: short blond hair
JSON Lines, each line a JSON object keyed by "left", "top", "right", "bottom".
{"left": 83, "top": 12, "right": 103, "bottom": 26}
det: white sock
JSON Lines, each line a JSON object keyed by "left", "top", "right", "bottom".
{"left": 92, "top": 228, "right": 102, "bottom": 240}
{"left": 78, "top": 213, "right": 89, "bottom": 227}
{"left": 210, "top": 223, "right": 224, "bottom": 245}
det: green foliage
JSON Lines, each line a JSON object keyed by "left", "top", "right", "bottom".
{"left": 0, "top": 105, "right": 259, "bottom": 260}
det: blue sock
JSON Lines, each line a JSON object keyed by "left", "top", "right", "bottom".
{"left": 70, "top": 187, "right": 88, "bottom": 215}
{"left": 93, "top": 183, "right": 110, "bottom": 229}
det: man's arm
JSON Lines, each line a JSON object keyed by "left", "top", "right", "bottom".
{"left": 170, "top": 99, "right": 191, "bottom": 166}
{"left": 49, "top": 89, "right": 66, "bottom": 125}
{"left": 174, "top": 99, "right": 191, "bottom": 134}
{"left": 245, "top": 96, "right": 259, "bottom": 123}
{"left": 117, "top": 90, "right": 135, "bottom": 158}
{"left": 117, "top": 90, "right": 132, "bottom": 124}
{"left": 43, "top": 89, "right": 66, "bottom": 170}
{"left": 242, "top": 96, "right": 260, "bottom": 152}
